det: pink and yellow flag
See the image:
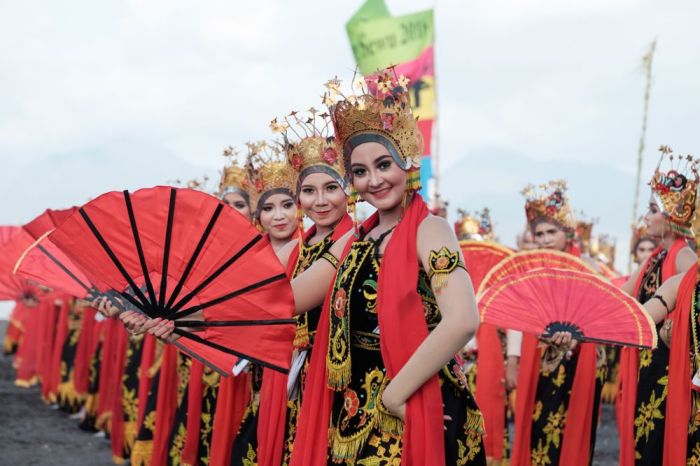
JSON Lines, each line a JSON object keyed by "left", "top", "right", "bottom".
{"left": 346, "top": 0, "right": 436, "bottom": 197}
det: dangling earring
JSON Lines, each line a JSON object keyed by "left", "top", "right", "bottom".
{"left": 348, "top": 186, "right": 360, "bottom": 238}
{"left": 295, "top": 203, "right": 304, "bottom": 255}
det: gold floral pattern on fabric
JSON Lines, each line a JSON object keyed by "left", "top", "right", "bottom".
{"left": 327, "top": 238, "right": 485, "bottom": 465}
{"left": 634, "top": 248, "right": 670, "bottom": 465}
{"left": 530, "top": 346, "right": 604, "bottom": 466}
{"left": 327, "top": 244, "right": 374, "bottom": 390}
{"left": 292, "top": 234, "right": 333, "bottom": 349}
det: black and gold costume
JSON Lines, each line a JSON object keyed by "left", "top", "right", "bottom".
{"left": 56, "top": 299, "right": 85, "bottom": 413}
{"left": 325, "top": 233, "right": 486, "bottom": 465}
{"left": 282, "top": 234, "right": 335, "bottom": 465}
{"left": 633, "top": 250, "right": 669, "bottom": 465}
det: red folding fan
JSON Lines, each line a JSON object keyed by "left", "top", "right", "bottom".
{"left": 14, "top": 231, "right": 98, "bottom": 298}
{"left": 460, "top": 240, "right": 514, "bottom": 290}
{"left": 0, "top": 226, "right": 38, "bottom": 301}
{"left": 478, "top": 267, "right": 657, "bottom": 349}
{"left": 477, "top": 249, "right": 595, "bottom": 297}
{"left": 23, "top": 208, "right": 77, "bottom": 240}
{"left": 48, "top": 186, "right": 296, "bottom": 375}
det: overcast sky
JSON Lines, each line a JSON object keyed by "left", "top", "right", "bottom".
{"left": 1, "top": 0, "right": 698, "bottom": 314}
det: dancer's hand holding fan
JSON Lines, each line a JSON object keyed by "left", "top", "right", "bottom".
{"left": 478, "top": 259, "right": 657, "bottom": 349}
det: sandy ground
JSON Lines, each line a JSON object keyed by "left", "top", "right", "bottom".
{"left": 0, "top": 319, "right": 619, "bottom": 465}
{"left": 0, "top": 320, "right": 113, "bottom": 465}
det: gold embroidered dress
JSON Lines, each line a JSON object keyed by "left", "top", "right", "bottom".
{"left": 326, "top": 233, "right": 486, "bottom": 465}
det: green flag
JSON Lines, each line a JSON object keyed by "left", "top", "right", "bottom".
{"left": 346, "top": 0, "right": 390, "bottom": 26}
{"left": 346, "top": 3, "right": 433, "bottom": 75}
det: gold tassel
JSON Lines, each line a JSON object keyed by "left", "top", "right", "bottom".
{"left": 293, "top": 323, "right": 310, "bottom": 349}
{"left": 348, "top": 186, "right": 360, "bottom": 237}
{"left": 431, "top": 273, "right": 450, "bottom": 293}
{"left": 130, "top": 440, "right": 154, "bottom": 466}
{"left": 405, "top": 166, "right": 421, "bottom": 192}
{"left": 330, "top": 428, "right": 372, "bottom": 464}
{"left": 124, "top": 421, "right": 138, "bottom": 452}
{"left": 376, "top": 408, "right": 404, "bottom": 436}
{"left": 327, "top": 360, "right": 352, "bottom": 391}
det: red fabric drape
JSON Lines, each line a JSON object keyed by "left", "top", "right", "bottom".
{"left": 258, "top": 215, "right": 352, "bottom": 466}
{"left": 73, "top": 305, "right": 98, "bottom": 395}
{"left": 111, "top": 328, "right": 130, "bottom": 461}
{"left": 38, "top": 297, "right": 62, "bottom": 401}
{"left": 136, "top": 335, "right": 157, "bottom": 429}
{"left": 618, "top": 239, "right": 686, "bottom": 466}
{"left": 14, "top": 301, "right": 41, "bottom": 386}
{"left": 209, "top": 372, "right": 251, "bottom": 466}
{"left": 291, "top": 195, "right": 443, "bottom": 466}
{"left": 181, "top": 360, "right": 205, "bottom": 466}
{"left": 663, "top": 263, "right": 697, "bottom": 465}
{"left": 151, "top": 345, "right": 180, "bottom": 466}
{"left": 464, "top": 241, "right": 513, "bottom": 461}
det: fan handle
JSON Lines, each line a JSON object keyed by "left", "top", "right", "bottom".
{"left": 542, "top": 321, "right": 653, "bottom": 349}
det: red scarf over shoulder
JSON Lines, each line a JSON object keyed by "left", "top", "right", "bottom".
{"left": 618, "top": 239, "right": 687, "bottom": 466}
{"left": 258, "top": 215, "right": 352, "bottom": 466}
{"left": 511, "top": 245, "right": 598, "bottom": 466}
{"left": 290, "top": 195, "right": 444, "bottom": 465}
{"left": 663, "top": 262, "right": 698, "bottom": 465}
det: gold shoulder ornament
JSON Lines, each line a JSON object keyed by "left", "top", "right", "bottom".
{"left": 428, "top": 246, "right": 467, "bottom": 293}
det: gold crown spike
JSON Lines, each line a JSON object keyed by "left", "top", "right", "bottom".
{"left": 270, "top": 110, "right": 346, "bottom": 193}
{"left": 630, "top": 216, "right": 654, "bottom": 253}
{"left": 522, "top": 180, "right": 576, "bottom": 231}
{"left": 454, "top": 208, "right": 494, "bottom": 241}
{"left": 324, "top": 68, "right": 423, "bottom": 191}
{"left": 591, "top": 233, "right": 617, "bottom": 265}
{"left": 575, "top": 211, "right": 598, "bottom": 254}
{"left": 245, "top": 140, "right": 296, "bottom": 214}
{"left": 649, "top": 145, "right": 700, "bottom": 238}
{"left": 218, "top": 146, "right": 251, "bottom": 200}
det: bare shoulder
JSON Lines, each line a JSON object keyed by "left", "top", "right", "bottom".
{"left": 416, "top": 215, "right": 461, "bottom": 260}
{"left": 417, "top": 214, "right": 454, "bottom": 240}
{"left": 676, "top": 246, "right": 697, "bottom": 273}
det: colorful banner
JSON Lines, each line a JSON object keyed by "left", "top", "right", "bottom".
{"left": 346, "top": 0, "right": 436, "bottom": 199}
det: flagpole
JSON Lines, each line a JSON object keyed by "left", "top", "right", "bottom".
{"left": 629, "top": 39, "right": 657, "bottom": 273}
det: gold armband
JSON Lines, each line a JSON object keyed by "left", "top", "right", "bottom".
{"left": 427, "top": 246, "right": 467, "bottom": 293}
{"left": 321, "top": 251, "right": 340, "bottom": 269}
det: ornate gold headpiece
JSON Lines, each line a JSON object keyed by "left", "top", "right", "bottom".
{"left": 454, "top": 208, "right": 494, "bottom": 241}
{"left": 522, "top": 180, "right": 575, "bottom": 232}
{"left": 218, "top": 146, "right": 252, "bottom": 203}
{"left": 323, "top": 69, "right": 423, "bottom": 191}
{"left": 245, "top": 140, "right": 296, "bottom": 215}
{"left": 591, "top": 234, "right": 616, "bottom": 265}
{"left": 649, "top": 145, "right": 699, "bottom": 238}
{"left": 575, "top": 212, "right": 598, "bottom": 254}
{"left": 270, "top": 109, "right": 346, "bottom": 194}
{"left": 630, "top": 217, "right": 655, "bottom": 254}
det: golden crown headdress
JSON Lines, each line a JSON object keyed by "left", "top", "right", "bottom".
{"left": 575, "top": 211, "right": 598, "bottom": 254}
{"left": 591, "top": 233, "right": 616, "bottom": 265}
{"left": 649, "top": 145, "right": 699, "bottom": 238}
{"left": 323, "top": 69, "right": 423, "bottom": 192}
{"left": 522, "top": 180, "right": 575, "bottom": 231}
{"left": 218, "top": 146, "right": 252, "bottom": 202}
{"left": 270, "top": 109, "right": 346, "bottom": 194}
{"left": 168, "top": 175, "right": 211, "bottom": 192}
{"left": 630, "top": 217, "right": 656, "bottom": 254}
{"left": 454, "top": 208, "right": 494, "bottom": 241}
{"left": 245, "top": 140, "right": 296, "bottom": 215}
